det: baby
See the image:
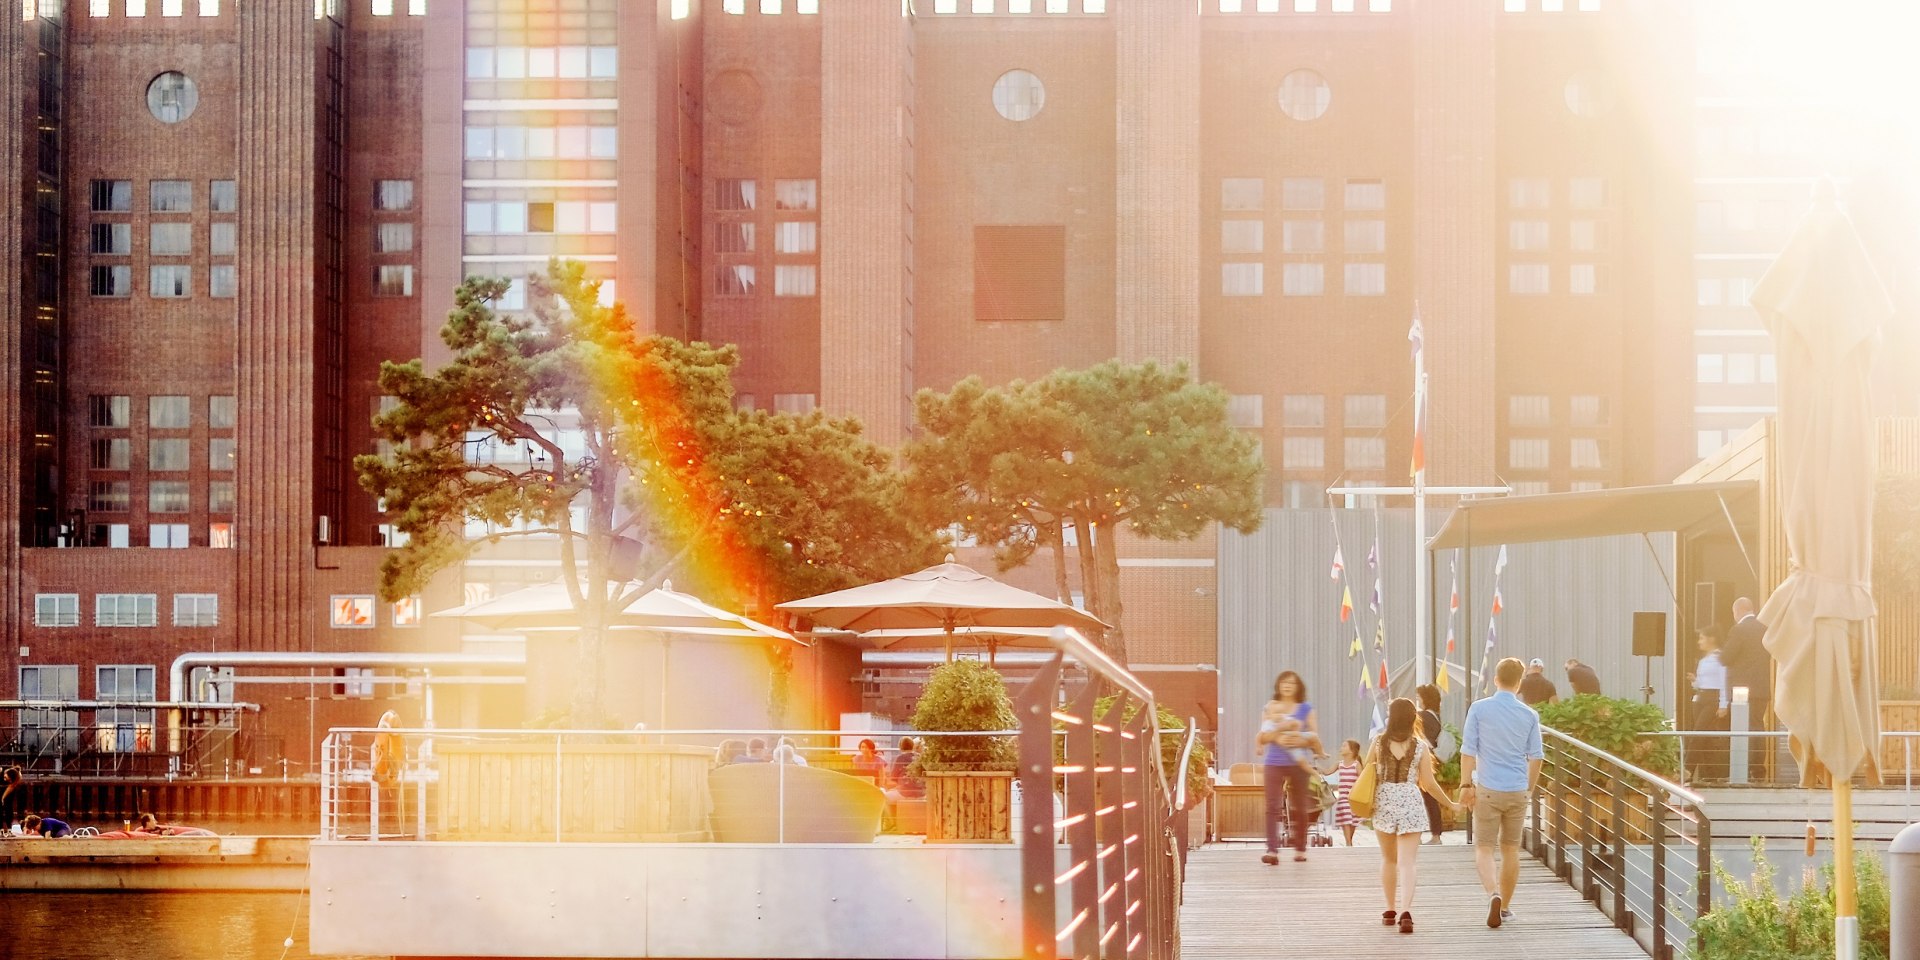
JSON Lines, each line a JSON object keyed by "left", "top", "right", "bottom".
{"left": 1259, "top": 700, "right": 1303, "bottom": 738}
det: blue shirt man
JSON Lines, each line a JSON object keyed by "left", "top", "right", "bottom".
{"left": 1459, "top": 657, "right": 1546, "bottom": 929}
{"left": 1461, "top": 688, "right": 1545, "bottom": 793}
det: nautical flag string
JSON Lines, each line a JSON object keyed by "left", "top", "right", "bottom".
{"left": 1409, "top": 306, "right": 1426, "bottom": 480}
{"left": 1331, "top": 543, "right": 1344, "bottom": 582}
{"left": 1340, "top": 586, "right": 1354, "bottom": 623}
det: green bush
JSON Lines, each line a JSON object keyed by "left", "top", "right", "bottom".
{"left": 1696, "top": 838, "right": 1890, "bottom": 960}
{"left": 1536, "top": 694, "right": 1679, "bottom": 778}
{"left": 910, "top": 659, "right": 1018, "bottom": 773}
{"left": 1092, "top": 695, "right": 1214, "bottom": 805}
{"left": 1435, "top": 721, "right": 1463, "bottom": 789}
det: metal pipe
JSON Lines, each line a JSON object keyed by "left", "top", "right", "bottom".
{"left": 167, "top": 651, "right": 523, "bottom": 702}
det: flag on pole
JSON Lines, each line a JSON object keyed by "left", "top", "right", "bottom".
{"left": 1359, "top": 662, "right": 1372, "bottom": 697}
{"left": 1379, "top": 659, "right": 1389, "bottom": 691}
{"left": 1445, "top": 625, "right": 1456, "bottom": 654}
{"left": 1495, "top": 544, "right": 1509, "bottom": 577}
{"left": 1373, "top": 617, "right": 1386, "bottom": 656}
{"left": 1369, "top": 702, "right": 1387, "bottom": 740}
{"left": 1409, "top": 307, "right": 1426, "bottom": 479}
{"left": 1437, "top": 667, "right": 1451, "bottom": 695}
{"left": 1350, "top": 634, "right": 1364, "bottom": 657}
{"left": 1366, "top": 539, "right": 1378, "bottom": 571}
{"left": 1331, "top": 544, "right": 1345, "bottom": 581}
{"left": 1340, "top": 586, "right": 1353, "bottom": 622}
{"left": 1449, "top": 566, "right": 1459, "bottom": 613}
{"left": 1369, "top": 578, "right": 1381, "bottom": 615}
{"left": 1492, "top": 588, "right": 1504, "bottom": 616}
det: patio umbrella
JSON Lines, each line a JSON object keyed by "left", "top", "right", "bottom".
{"left": 855, "top": 625, "right": 1058, "bottom": 666}
{"left": 1751, "top": 181, "right": 1895, "bottom": 959}
{"left": 434, "top": 580, "right": 793, "bottom": 638}
{"left": 776, "top": 555, "right": 1110, "bottom": 660}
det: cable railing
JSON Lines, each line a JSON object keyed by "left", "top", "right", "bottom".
{"left": 1535, "top": 727, "right": 1712, "bottom": 960}
{"left": 1640, "top": 729, "right": 1920, "bottom": 793}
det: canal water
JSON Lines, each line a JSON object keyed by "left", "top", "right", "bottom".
{"left": 4, "top": 893, "right": 381, "bottom": 960}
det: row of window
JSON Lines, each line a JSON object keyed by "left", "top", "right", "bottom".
{"left": 465, "top": 46, "right": 618, "bottom": 80}
{"left": 1221, "top": 177, "right": 1384, "bottom": 213}
{"left": 17, "top": 664, "right": 159, "bottom": 753}
{"left": 91, "top": 264, "right": 233, "bottom": 299}
{"left": 82, "top": 0, "right": 223, "bottom": 17}
{"left": 1222, "top": 262, "right": 1386, "bottom": 297}
{"left": 1696, "top": 276, "right": 1754, "bottom": 308}
{"left": 88, "top": 480, "right": 232, "bottom": 513}
{"left": 465, "top": 201, "right": 617, "bottom": 235}
{"left": 1241, "top": 394, "right": 1388, "bottom": 430}
{"left": 1507, "top": 263, "right": 1601, "bottom": 296}
{"left": 331, "top": 595, "right": 422, "bottom": 628}
{"left": 1222, "top": 219, "right": 1386, "bottom": 256}
{"left": 1508, "top": 220, "right": 1609, "bottom": 253}
{"left": 1698, "top": 198, "right": 1798, "bottom": 237}
{"left": 1509, "top": 178, "right": 1607, "bottom": 211}
{"left": 916, "top": 0, "right": 1104, "bottom": 12}
{"left": 1278, "top": 436, "right": 1390, "bottom": 471}
{"left": 91, "top": 222, "right": 237, "bottom": 257}
{"left": 91, "top": 179, "right": 235, "bottom": 215}
{"left": 715, "top": 179, "right": 819, "bottom": 212}
{"left": 34, "top": 593, "right": 215, "bottom": 628}
{"left": 1508, "top": 437, "right": 1609, "bottom": 471}
{"left": 715, "top": 221, "right": 817, "bottom": 255}
{"left": 88, "top": 521, "right": 233, "bottom": 549}
{"left": 1502, "top": 0, "right": 1602, "bottom": 10}
{"left": 715, "top": 264, "right": 817, "bottom": 297}
{"left": 1508, "top": 394, "right": 1611, "bottom": 428}
{"left": 1697, "top": 352, "right": 1777, "bottom": 385}
{"left": 91, "top": 394, "right": 234, "bottom": 429}
{"left": 1216, "top": 0, "right": 1392, "bottom": 10}
{"left": 465, "top": 125, "right": 618, "bottom": 161}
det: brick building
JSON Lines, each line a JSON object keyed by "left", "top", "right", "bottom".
{"left": 0, "top": 0, "right": 1701, "bottom": 770}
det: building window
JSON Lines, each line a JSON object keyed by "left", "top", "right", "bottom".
{"left": 774, "top": 265, "right": 817, "bottom": 297}
{"left": 716, "top": 222, "right": 754, "bottom": 253}
{"left": 1569, "top": 177, "right": 1606, "bottom": 209}
{"left": 1345, "top": 394, "right": 1387, "bottom": 429}
{"left": 1221, "top": 220, "right": 1263, "bottom": 254}
{"left": 1282, "top": 394, "right": 1325, "bottom": 428}
{"left": 716, "top": 179, "right": 756, "bottom": 211}
{"left": 1344, "top": 220, "right": 1385, "bottom": 254}
{"left": 1570, "top": 219, "right": 1605, "bottom": 251}
{"left": 1696, "top": 429, "right": 1725, "bottom": 459}
{"left": 209, "top": 522, "right": 233, "bottom": 547}
{"left": 91, "top": 265, "right": 132, "bottom": 297}
{"left": 19, "top": 666, "right": 80, "bottom": 751}
{"left": 1227, "top": 395, "right": 1264, "bottom": 429}
{"left": 149, "top": 523, "right": 190, "bottom": 548}
{"left": 1760, "top": 353, "right": 1777, "bottom": 383}
{"left": 1344, "top": 263, "right": 1386, "bottom": 296}
{"left": 375, "top": 265, "right": 415, "bottom": 297}
{"left": 210, "top": 264, "right": 237, "bottom": 298}
{"left": 34, "top": 594, "right": 80, "bottom": 628}
{"left": 1509, "top": 264, "right": 1549, "bottom": 295}
{"left": 95, "top": 665, "right": 157, "bottom": 753}
{"left": 774, "top": 221, "right": 818, "bottom": 255}
{"left": 146, "top": 72, "right": 199, "bottom": 123}
{"left": 1282, "top": 263, "right": 1324, "bottom": 296}
{"left": 331, "top": 595, "right": 376, "bottom": 628}
{"left": 1282, "top": 436, "right": 1325, "bottom": 470}
{"left": 1344, "top": 179, "right": 1386, "bottom": 210}
{"left": 1696, "top": 353, "right": 1724, "bottom": 383}
{"left": 773, "top": 179, "right": 818, "bottom": 211}
{"left": 1508, "top": 178, "right": 1551, "bottom": 210}
{"left": 974, "top": 225, "right": 1066, "bottom": 321}
{"left": 92, "top": 395, "right": 131, "bottom": 427}
{"left": 209, "top": 480, "right": 235, "bottom": 513}
{"left": 91, "top": 179, "right": 133, "bottom": 212}
{"left": 1727, "top": 353, "right": 1757, "bottom": 384}
{"left": 1276, "top": 69, "right": 1331, "bottom": 121}
{"left": 96, "top": 594, "right": 159, "bottom": 627}
{"left": 392, "top": 596, "right": 423, "bottom": 627}
{"left": 1281, "top": 178, "right": 1324, "bottom": 211}
{"left": 1569, "top": 264, "right": 1596, "bottom": 295}
{"left": 375, "top": 222, "right": 414, "bottom": 254}
{"left": 90, "top": 481, "right": 130, "bottom": 512}
{"left": 1570, "top": 395, "right": 1609, "bottom": 427}
{"left": 773, "top": 394, "right": 817, "bottom": 414}
{"left": 991, "top": 69, "right": 1046, "bottom": 122}
{"left": 94, "top": 523, "right": 131, "bottom": 548}
{"left": 210, "top": 222, "right": 236, "bottom": 256}
{"left": 1221, "top": 178, "right": 1263, "bottom": 212}
{"left": 150, "top": 395, "right": 190, "bottom": 428}
{"left": 1570, "top": 438, "right": 1606, "bottom": 470}
{"left": 151, "top": 222, "right": 192, "bottom": 255}
{"left": 1696, "top": 278, "right": 1722, "bottom": 307}
{"left": 150, "top": 180, "right": 192, "bottom": 212}
{"left": 209, "top": 395, "right": 236, "bottom": 429}
{"left": 91, "top": 223, "right": 132, "bottom": 255}
{"left": 150, "top": 265, "right": 191, "bottom": 298}
{"left": 209, "top": 437, "right": 236, "bottom": 471}
{"left": 1508, "top": 394, "right": 1550, "bottom": 426}
{"left": 716, "top": 265, "right": 756, "bottom": 296}
{"left": 1281, "top": 220, "right": 1324, "bottom": 253}
{"left": 1221, "top": 263, "right": 1263, "bottom": 297}
{"left": 92, "top": 437, "right": 131, "bottom": 470}
{"left": 375, "top": 180, "right": 414, "bottom": 211}
{"left": 174, "top": 594, "right": 219, "bottom": 627}
{"left": 1344, "top": 437, "right": 1387, "bottom": 471}
{"left": 211, "top": 179, "right": 237, "bottom": 213}
{"left": 149, "top": 438, "right": 190, "bottom": 471}
{"left": 1509, "top": 220, "right": 1549, "bottom": 252}
{"left": 1508, "top": 438, "right": 1550, "bottom": 470}
{"left": 149, "top": 481, "right": 190, "bottom": 513}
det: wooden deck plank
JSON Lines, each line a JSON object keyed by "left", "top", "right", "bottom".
{"left": 1180, "top": 844, "right": 1649, "bottom": 959}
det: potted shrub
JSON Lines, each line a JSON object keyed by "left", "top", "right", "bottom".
{"left": 1083, "top": 695, "right": 1214, "bottom": 808}
{"left": 910, "top": 659, "right": 1019, "bottom": 842}
{"left": 1534, "top": 694, "right": 1677, "bottom": 845}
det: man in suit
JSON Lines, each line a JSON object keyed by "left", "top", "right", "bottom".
{"left": 1720, "top": 595, "right": 1774, "bottom": 729}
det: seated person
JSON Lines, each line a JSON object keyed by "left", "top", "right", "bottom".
{"left": 770, "top": 737, "right": 809, "bottom": 766}
{"left": 715, "top": 739, "right": 748, "bottom": 767}
{"left": 739, "top": 738, "right": 772, "bottom": 763}
{"left": 23, "top": 814, "right": 72, "bottom": 838}
{"left": 886, "top": 737, "right": 925, "bottom": 800}
{"left": 849, "top": 739, "right": 886, "bottom": 782}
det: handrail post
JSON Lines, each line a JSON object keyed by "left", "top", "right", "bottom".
{"left": 1014, "top": 654, "right": 1064, "bottom": 960}
{"left": 1578, "top": 755, "right": 1596, "bottom": 902}
{"left": 1611, "top": 772, "right": 1629, "bottom": 930}
{"left": 369, "top": 739, "right": 381, "bottom": 843}
{"left": 1652, "top": 805, "right": 1669, "bottom": 960}
{"left": 553, "top": 732, "right": 563, "bottom": 843}
{"left": 1696, "top": 802, "right": 1713, "bottom": 959}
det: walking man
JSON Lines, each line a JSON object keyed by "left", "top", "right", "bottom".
{"left": 1719, "top": 597, "right": 1772, "bottom": 780}
{"left": 1460, "top": 657, "right": 1545, "bottom": 929}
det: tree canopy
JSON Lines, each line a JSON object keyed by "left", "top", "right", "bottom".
{"left": 357, "top": 261, "right": 940, "bottom": 724}
{"left": 907, "top": 360, "right": 1264, "bottom": 662}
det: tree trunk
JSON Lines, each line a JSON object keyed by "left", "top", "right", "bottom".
{"left": 1073, "top": 515, "right": 1100, "bottom": 617}
{"left": 1093, "top": 522, "right": 1127, "bottom": 665}
{"left": 1045, "top": 518, "right": 1071, "bottom": 604}
{"left": 570, "top": 463, "right": 619, "bottom": 727}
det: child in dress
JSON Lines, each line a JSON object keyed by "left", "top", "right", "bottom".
{"left": 1333, "top": 738, "right": 1363, "bottom": 846}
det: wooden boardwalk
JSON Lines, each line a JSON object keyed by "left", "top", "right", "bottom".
{"left": 1180, "top": 844, "right": 1649, "bottom": 959}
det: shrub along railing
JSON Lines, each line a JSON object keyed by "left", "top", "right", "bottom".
{"left": 1534, "top": 726, "right": 1713, "bottom": 960}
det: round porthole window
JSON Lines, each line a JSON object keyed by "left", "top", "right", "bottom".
{"left": 147, "top": 72, "right": 199, "bottom": 124}
{"left": 1277, "top": 69, "right": 1331, "bottom": 122}
{"left": 992, "top": 69, "right": 1046, "bottom": 122}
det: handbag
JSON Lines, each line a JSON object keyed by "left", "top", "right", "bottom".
{"left": 1347, "top": 746, "right": 1379, "bottom": 820}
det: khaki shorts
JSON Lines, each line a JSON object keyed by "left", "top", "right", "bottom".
{"left": 1472, "top": 789, "right": 1527, "bottom": 847}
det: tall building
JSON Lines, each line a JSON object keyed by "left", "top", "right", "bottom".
{"left": 0, "top": 0, "right": 1700, "bottom": 766}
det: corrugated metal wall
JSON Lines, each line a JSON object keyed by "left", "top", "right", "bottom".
{"left": 1216, "top": 508, "right": 1679, "bottom": 768}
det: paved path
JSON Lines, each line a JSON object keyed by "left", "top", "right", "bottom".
{"left": 1180, "top": 844, "right": 1648, "bottom": 959}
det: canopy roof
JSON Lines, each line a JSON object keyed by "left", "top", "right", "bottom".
{"left": 1426, "top": 480, "right": 1758, "bottom": 551}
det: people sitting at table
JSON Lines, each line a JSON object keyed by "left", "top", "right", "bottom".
{"left": 740, "top": 738, "right": 772, "bottom": 763}
{"left": 850, "top": 739, "right": 886, "bottom": 782}
{"left": 715, "top": 739, "right": 748, "bottom": 766}
{"left": 886, "top": 737, "right": 925, "bottom": 800}
{"left": 770, "top": 737, "right": 810, "bottom": 766}
{"left": 23, "top": 814, "right": 71, "bottom": 838}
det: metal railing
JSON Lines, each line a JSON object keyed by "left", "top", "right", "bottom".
{"left": 1016, "top": 629, "right": 1188, "bottom": 960}
{"left": 1534, "top": 727, "right": 1712, "bottom": 960}
{"left": 1643, "top": 729, "right": 1920, "bottom": 793}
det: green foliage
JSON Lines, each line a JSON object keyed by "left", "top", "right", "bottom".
{"left": 907, "top": 360, "right": 1264, "bottom": 660}
{"left": 1090, "top": 695, "right": 1215, "bottom": 805}
{"left": 1697, "top": 838, "right": 1890, "bottom": 960}
{"left": 1536, "top": 694, "right": 1679, "bottom": 778}
{"left": 910, "top": 660, "right": 1019, "bottom": 773}
{"left": 1435, "top": 722, "right": 1463, "bottom": 789}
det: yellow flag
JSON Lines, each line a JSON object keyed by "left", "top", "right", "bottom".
{"left": 1360, "top": 662, "right": 1372, "bottom": 691}
{"left": 1436, "top": 667, "right": 1451, "bottom": 694}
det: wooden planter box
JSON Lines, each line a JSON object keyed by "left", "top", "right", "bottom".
{"left": 923, "top": 770, "right": 1013, "bottom": 843}
{"left": 436, "top": 742, "right": 713, "bottom": 842}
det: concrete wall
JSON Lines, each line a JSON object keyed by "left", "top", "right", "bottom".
{"left": 309, "top": 840, "right": 1068, "bottom": 959}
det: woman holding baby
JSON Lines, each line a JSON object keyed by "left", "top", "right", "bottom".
{"left": 1256, "top": 670, "right": 1323, "bottom": 863}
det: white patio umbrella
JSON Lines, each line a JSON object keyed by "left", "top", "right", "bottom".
{"left": 855, "top": 625, "right": 1058, "bottom": 666}
{"left": 434, "top": 579, "right": 796, "bottom": 641}
{"left": 777, "top": 555, "right": 1109, "bottom": 661}
{"left": 1751, "top": 181, "right": 1895, "bottom": 960}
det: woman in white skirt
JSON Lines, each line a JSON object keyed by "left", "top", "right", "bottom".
{"left": 1366, "top": 697, "right": 1462, "bottom": 935}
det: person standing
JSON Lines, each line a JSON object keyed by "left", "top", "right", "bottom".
{"left": 1688, "top": 625, "right": 1731, "bottom": 783}
{"left": 1332, "top": 739, "right": 1362, "bottom": 847}
{"left": 0, "top": 765, "right": 27, "bottom": 833}
{"left": 1460, "top": 657, "right": 1546, "bottom": 929}
{"left": 1720, "top": 597, "right": 1772, "bottom": 778}
{"left": 1563, "top": 658, "right": 1602, "bottom": 697}
{"left": 1415, "top": 684, "right": 1446, "bottom": 845}
{"left": 1517, "top": 659, "right": 1559, "bottom": 706}
{"left": 1368, "top": 697, "right": 1462, "bottom": 935}
{"left": 1256, "top": 670, "right": 1322, "bottom": 864}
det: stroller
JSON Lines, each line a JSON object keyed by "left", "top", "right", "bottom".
{"left": 1281, "top": 767, "right": 1337, "bottom": 848}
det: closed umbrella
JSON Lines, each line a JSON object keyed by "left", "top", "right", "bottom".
{"left": 777, "top": 555, "right": 1109, "bottom": 660}
{"left": 1751, "top": 182, "right": 1895, "bottom": 960}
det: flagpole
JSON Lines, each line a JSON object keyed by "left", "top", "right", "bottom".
{"left": 1414, "top": 374, "right": 1428, "bottom": 685}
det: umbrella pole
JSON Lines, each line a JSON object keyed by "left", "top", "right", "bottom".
{"left": 1836, "top": 779, "right": 1858, "bottom": 960}
{"left": 945, "top": 623, "right": 955, "bottom": 663}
